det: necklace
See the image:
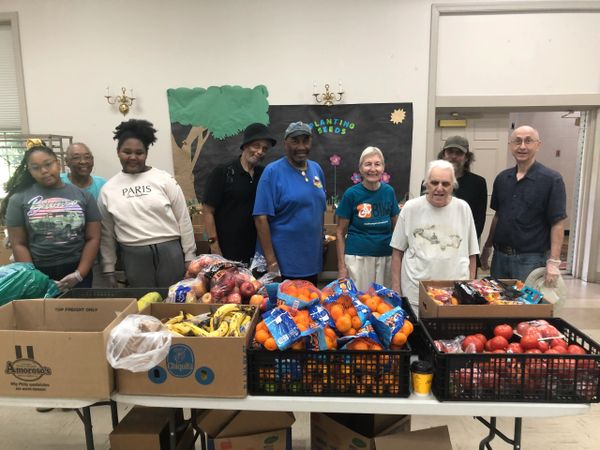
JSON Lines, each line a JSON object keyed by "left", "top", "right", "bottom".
{"left": 298, "top": 168, "right": 309, "bottom": 182}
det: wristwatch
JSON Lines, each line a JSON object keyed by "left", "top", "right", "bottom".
{"left": 207, "top": 237, "right": 217, "bottom": 245}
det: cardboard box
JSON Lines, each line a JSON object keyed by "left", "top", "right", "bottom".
{"left": 311, "top": 413, "right": 451, "bottom": 450}
{"left": 196, "top": 410, "right": 295, "bottom": 450}
{"left": 0, "top": 298, "right": 136, "bottom": 398}
{"left": 323, "top": 240, "right": 338, "bottom": 272}
{"left": 116, "top": 303, "right": 257, "bottom": 397}
{"left": 419, "top": 280, "right": 554, "bottom": 319}
{"left": 110, "top": 406, "right": 193, "bottom": 450}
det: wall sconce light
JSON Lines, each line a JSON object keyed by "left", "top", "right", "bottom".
{"left": 105, "top": 87, "right": 135, "bottom": 116}
{"left": 313, "top": 82, "right": 344, "bottom": 106}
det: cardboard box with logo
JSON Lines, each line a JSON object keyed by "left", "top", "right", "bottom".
{"left": 116, "top": 303, "right": 257, "bottom": 397}
{"left": 0, "top": 298, "right": 137, "bottom": 398}
{"left": 311, "top": 412, "right": 452, "bottom": 450}
{"left": 419, "top": 280, "right": 553, "bottom": 319}
{"left": 110, "top": 406, "right": 194, "bottom": 450}
{"left": 195, "top": 410, "right": 295, "bottom": 450}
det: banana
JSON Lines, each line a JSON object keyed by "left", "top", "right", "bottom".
{"left": 239, "top": 315, "right": 252, "bottom": 335}
{"left": 226, "top": 312, "right": 245, "bottom": 337}
{"left": 208, "top": 320, "right": 229, "bottom": 337}
{"left": 166, "top": 311, "right": 184, "bottom": 325}
{"left": 212, "top": 304, "right": 241, "bottom": 327}
{"left": 137, "top": 291, "right": 163, "bottom": 311}
{"left": 187, "top": 322, "right": 210, "bottom": 336}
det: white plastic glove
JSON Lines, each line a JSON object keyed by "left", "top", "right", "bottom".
{"left": 56, "top": 270, "right": 83, "bottom": 291}
{"left": 545, "top": 259, "right": 561, "bottom": 287}
{"left": 104, "top": 272, "right": 119, "bottom": 288}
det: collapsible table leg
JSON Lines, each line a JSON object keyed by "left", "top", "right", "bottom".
{"left": 109, "top": 400, "right": 119, "bottom": 428}
{"left": 81, "top": 406, "right": 95, "bottom": 450}
{"left": 168, "top": 408, "right": 178, "bottom": 450}
{"left": 476, "top": 416, "right": 522, "bottom": 450}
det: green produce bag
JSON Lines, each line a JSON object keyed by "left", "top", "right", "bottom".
{"left": 0, "top": 262, "right": 60, "bottom": 306}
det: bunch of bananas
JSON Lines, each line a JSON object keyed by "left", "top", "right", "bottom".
{"left": 164, "top": 304, "right": 253, "bottom": 338}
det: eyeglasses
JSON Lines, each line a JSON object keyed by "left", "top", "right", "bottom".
{"left": 28, "top": 161, "right": 58, "bottom": 172}
{"left": 510, "top": 138, "right": 539, "bottom": 146}
{"left": 429, "top": 180, "right": 452, "bottom": 187}
{"left": 69, "top": 155, "right": 94, "bottom": 162}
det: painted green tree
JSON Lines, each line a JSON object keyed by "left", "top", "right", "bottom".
{"left": 167, "top": 85, "right": 270, "bottom": 200}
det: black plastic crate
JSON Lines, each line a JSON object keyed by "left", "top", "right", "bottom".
{"left": 248, "top": 346, "right": 410, "bottom": 397}
{"left": 247, "top": 297, "right": 415, "bottom": 398}
{"left": 60, "top": 288, "right": 168, "bottom": 299}
{"left": 421, "top": 317, "right": 600, "bottom": 403}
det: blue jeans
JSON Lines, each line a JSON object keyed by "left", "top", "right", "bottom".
{"left": 490, "top": 250, "right": 546, "bottom": 282}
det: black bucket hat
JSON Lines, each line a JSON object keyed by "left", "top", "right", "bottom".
{"left": 240, "top": 123, "right": 276, "bottom": 149}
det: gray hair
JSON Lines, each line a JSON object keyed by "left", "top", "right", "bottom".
{"left": 359, "top": 146, "right": 385, "bottom": 167}
{"left": 66, "top": 142, "right": 92, "bottom": 158}
{"left": 424, "top": 159, "right": 458, "bottom": 189}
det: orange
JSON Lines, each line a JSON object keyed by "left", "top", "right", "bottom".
{"left": 372, "top": 312, "right": 381, "bottom": 318}
{"left": 347, "top": 306, "right": 357, "bottom": 317}
{"left": 377, "top": 302, "right": 392, "bottom": 314}
{"left": 297, "top": 294, "right": 309, "bottom": 302}
{"left": 359, "top": 294, "right": 371, "bottom": 303}
{"left": 324, "top": 326, "right": 337, "bottom": 339}
{"left": 284, "top": 284, "right": 298, "bottom": 296}
{"left": 366, "top": 297, "right": 380, "bottom": 312}
{"left": 255, "top": 328, "right": 270, "bottom": 344}
{"left": 309, "top": 292, "right": 319, "bottom": 300}
{"left": 392, "top": 331, "right": 407, "bottom": 346}
{"left": 330, "top": 304, "right": 344, "bottom": 320}
{"left": 335, "top": 314, "right": 352, "bottom": 333}
{"left": 291, "top": 340, "right": 305, "bottom": 350}
{"left": 325, "top": 336, "right": 336, "bottom": 350}
{"left": 346, "top": 327, "right": 357, "bottom": 336}
{"left": 296, "top": 322, "right": 308, "bottom": 332}
{"left": 400, "top": 320, "right": 414, "bottom": 336}
{"left": 349, "top": 340, "right": 369, "bottom": 351}
{"left": 351, "top": 315, "right": 362, "bottom": 330}
{"left": 370, "top": 343, "right": 383, "bottom": 351}
{"left": 264, "top": 337, "right": 278, "bottom": 351}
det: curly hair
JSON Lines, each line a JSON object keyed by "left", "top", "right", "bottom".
{"left": 437, "top": 148, "right": 475, "bottom": 172}
{"left": 0, "top": 142, "right": 57, "bottom": 224}
{"left": 113, "top": 119, "right": 157, "bottom": 150}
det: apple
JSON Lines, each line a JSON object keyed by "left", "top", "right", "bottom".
{"left": 186, "top": 259, "right": 203, "bottom": 277}
{"left": 240, "top": 281, "right": 256, "bottom": 297}
{"left": 200, "top": 292, "right": 212, "bottom": 304}
{"left": 226, "top": 293, "right": 242, "bottom": 304}
{"left": 191, "top": 280, "right": 207, "bottom": 297}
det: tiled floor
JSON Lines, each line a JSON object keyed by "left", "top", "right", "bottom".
{"left": 1, "top": 276, "right": 599, "bottom": 449}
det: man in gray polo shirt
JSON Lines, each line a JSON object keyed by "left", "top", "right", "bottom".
{"left": 481, "top": 125, "right": 566, "bottom": 284}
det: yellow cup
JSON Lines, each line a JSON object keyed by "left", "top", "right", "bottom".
{"left": 411, "top": 360, "right": 433, "bottom": 396}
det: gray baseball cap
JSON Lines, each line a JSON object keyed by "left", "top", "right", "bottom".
{"left": 443, "top": 135, "right": 469, "bottom": 153}
{"left": 284, "top": 121, "right": 312, "bottom": 139}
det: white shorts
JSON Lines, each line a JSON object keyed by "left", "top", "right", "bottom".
{"left": 344, "top": 255, "right": 392, "bottom": 292}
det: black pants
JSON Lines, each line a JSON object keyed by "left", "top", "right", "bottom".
{"left": 37, "top": 261, "right": 93, "bottom": 288}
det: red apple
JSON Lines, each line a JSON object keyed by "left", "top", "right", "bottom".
{"left": 226, "top": 293, "right": 242, "bottom": 304}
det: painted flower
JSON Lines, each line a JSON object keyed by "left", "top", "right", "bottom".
{"left": 351, "top": 172, "right": 362, "bottom": 184}
{"left": 381, "top": 172, "right": 391, "bottom": 184}
{"left": 329, "top": 154, "right": 342, "bottom": 166}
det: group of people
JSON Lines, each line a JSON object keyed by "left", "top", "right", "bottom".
{"left": 204, "top": 122, "right": 566, "bottom": 317}
{"left": 0, "top": 120, "right": 566, "bottom": 314}
{"left": 1, "top": 119, "right": 196, "bottom": 290}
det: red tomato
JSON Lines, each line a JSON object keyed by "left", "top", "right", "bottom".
{"left": 507, "top": 342, "right": 523, "bottom": 354}
{"left": 539, "top": 325, "right": 560, "bottom": 338}
{"left": 525, "top": 349, "right": 543, "bottom": 354}
{"left": 484, "top": 340, "right": 493, "bottom": 352}
{"left": 567, "top": 344, "right": 587, "bottom": 355}
{"left": 488, "top": 336, "right": 509, "bottom": 351}
{"left": 492, "top": 349, "right": 506, "bottom": 353}
{"left": 462, "top": 336, "right": 484, "bottom": 353}
{"left": 473, "top": 333, "right": 488, "bottom": 345}
{"left": 553, "top": 346, "right": 569, "bottom": 354}
{"left": 520, "top": 335, "right": 540, "bottom": 350}
{"left": 538, "top": 341, "right": 550, "bottom": 352}
{"left": 524, "top": 328, "right": 542, "bottom": 340}
{"left": 550, "top": 338, "right": 568, "bottom": 348}
{"left": 544, "top": 348, "right": 560, "bottom": 354}
{"left": 494, "top": 324, "right": 514, "bottom": 340}
{"left": 516, "top": 321, "right": 531, "bottom": 336}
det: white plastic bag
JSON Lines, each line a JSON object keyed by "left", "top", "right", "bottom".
{"left": 106, "top": 315, "right": 172, "bottom": 372}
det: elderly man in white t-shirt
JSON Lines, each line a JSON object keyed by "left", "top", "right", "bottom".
{"left": 390, "top": 160, "right": 479, "bottom": 315}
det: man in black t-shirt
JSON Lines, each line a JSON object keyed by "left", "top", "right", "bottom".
{"left": 202, "top": 123, "right": 276, "bottom": 264}
{"left": 437, "top": 136, "right": 488, "bottom": 243}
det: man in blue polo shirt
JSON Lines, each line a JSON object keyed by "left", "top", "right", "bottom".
{"left": 253, "top": 121, "right": 326, "bottom": 285}
{"left": 481, "top": 125, "right": 566, "bottom": 284}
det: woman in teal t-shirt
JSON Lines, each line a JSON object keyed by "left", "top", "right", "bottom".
{"left": 335, "top": 147, "right": 400, "bottom": 291}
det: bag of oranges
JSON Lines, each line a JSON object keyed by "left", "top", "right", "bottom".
{"left": 277, "top": 280, "right": 321, "bottom": 310}
{"left": 339, "top": 320, "right": 383, "bottom": 350}
{"left": 321, "top": 279, "right": 370, "bottom": 336}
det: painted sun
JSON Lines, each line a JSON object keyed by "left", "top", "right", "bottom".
{"left": 390, "top": 108, "right": 406, "bottom": 124}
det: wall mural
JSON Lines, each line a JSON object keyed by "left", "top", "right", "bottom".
{"left": 167, "top": 85, "right": 413, "bottom": 204}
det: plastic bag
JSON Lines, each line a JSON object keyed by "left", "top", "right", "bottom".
{"left": 166, "top": 278, "right": 199, "bottom": 304}
{"left": 106, "top": 314, "right": 172, "bottom": 372}
{"left": 0, "top": 263, "right": 60, "bottom": 305}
